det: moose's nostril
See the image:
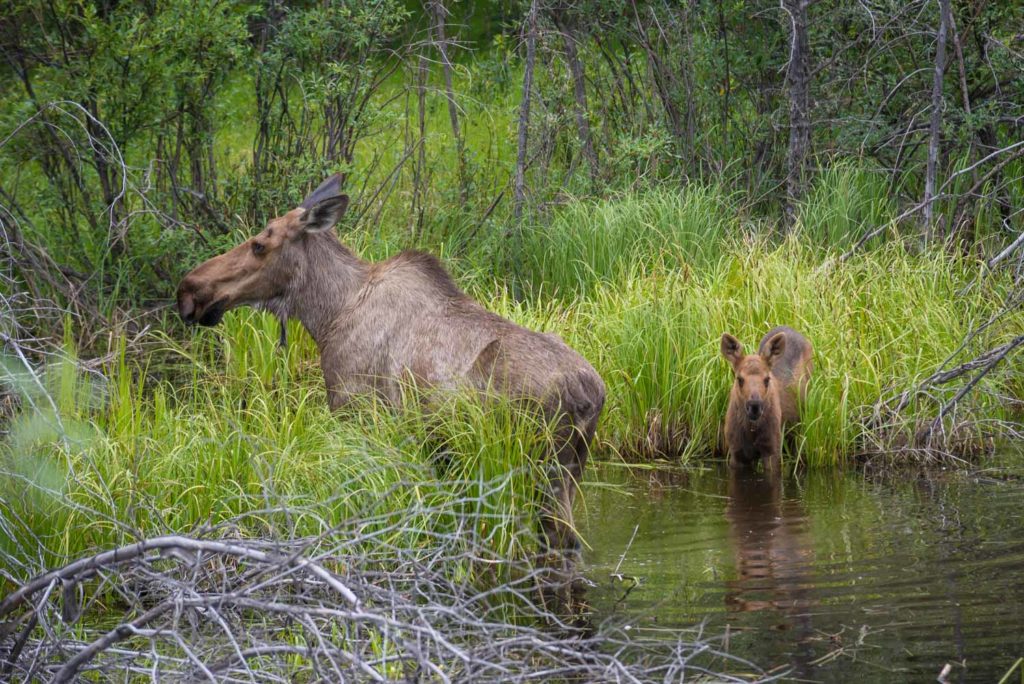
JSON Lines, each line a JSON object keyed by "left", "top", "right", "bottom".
{"left": 178, "top": 291, "right": 197, "bottom": 322}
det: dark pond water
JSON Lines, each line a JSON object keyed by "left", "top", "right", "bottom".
{"left": 578, "top": 461, "right": 1024, "bottom": 682}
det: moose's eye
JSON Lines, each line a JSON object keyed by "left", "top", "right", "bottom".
{"left": 737, "top": 377, "right": 744, "bottom": 387}
{"left": 251, "top": 241, "right": 266, "bottom": 256}
{"left": 764, "top": 377, "right": 770, "bottom": 387}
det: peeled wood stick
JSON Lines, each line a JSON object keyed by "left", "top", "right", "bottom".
{"left": 0, "top": 535, "right": 360, "bottom": 621}
{"left": 50, "top": 602, "right": 173, "bottom": 684}
{"left": 935, "top": 334, "right": 1024, "bottom": 422}
{"left": 988, "top": 229, "right": 1024, "bottom": 269}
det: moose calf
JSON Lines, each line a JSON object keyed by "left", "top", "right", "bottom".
{"left": 720, "top": 327, "right": 813, "bottom": 472}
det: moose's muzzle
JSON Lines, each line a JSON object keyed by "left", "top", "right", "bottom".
{"left": 177, "top": 283, "right": 228, "bottom": 327}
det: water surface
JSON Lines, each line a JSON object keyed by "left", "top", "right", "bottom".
{"left": 579, "top": 462, "right": 1024, "bottom": 682}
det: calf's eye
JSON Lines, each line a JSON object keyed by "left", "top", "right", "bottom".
{"left": 737, "top": 377, "right": 744, "bottom": 387}
{"left": 764, "top": 377, "right": 770, "bottom": 387}
{"left": 252, "top": 241, "right": 266, "bottom": 256}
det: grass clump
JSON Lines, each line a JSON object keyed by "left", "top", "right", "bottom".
{"left": 0, "top": 314, "right": 553, "bottom": 571}
{"left": 572, "top": 238, "right": 1021, "bottom": 466}
{"left": 513, "top": 186, "right": 738, "bottom": 299}
{"left": 797, "top": 162, "right": 898, "bottom": 248}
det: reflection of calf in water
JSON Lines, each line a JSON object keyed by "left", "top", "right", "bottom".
{"left": 725, "top": 471, "right": 816, "bottom": 673}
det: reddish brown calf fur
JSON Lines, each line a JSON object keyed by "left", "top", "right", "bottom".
{"left": 720, "top": 326, "right": 813, "bottom": 472}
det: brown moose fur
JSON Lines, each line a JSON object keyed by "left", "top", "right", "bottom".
{"left": 720, "top": 326, "right": 813, "bottom": 472}
{"left": 177, "top": 176, "right": 605, "bottom": 553}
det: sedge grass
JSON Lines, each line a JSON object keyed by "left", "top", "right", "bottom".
{"left": 796, "top": 161, "right": 898, "bottom": 248}
{"left": 512, "top": 186, "right": 738, "bottom": 299}
{"left": 3, "top": 188, "right": 1022, "bottom": 572}
{"left": 0, "top": 319, "right": 554, "bottom": 569}
{"left": 568, "top": 237, "right": 1020, "bottom": 467}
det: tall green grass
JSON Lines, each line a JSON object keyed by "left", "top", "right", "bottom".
{"left": 0, "top": 316, "right": 553, "bottom": 568}
{"left": 3, "top": 183, "right": 1022, "bottom": 572}
{"left": 513, "top": 187, "right": 738, "bottom": 298}
{"left": 569, "top": 238, "right": 1018, "bottom": 466}
{"left": 797, "top": 162, "right": 897, "bottom": 247}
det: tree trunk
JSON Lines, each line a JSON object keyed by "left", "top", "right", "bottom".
{"left": 924, "top": 0, "right": 951, "bottom": 240}
{"left": 412, "top": 51, "right": 428, "bottom": 239}
{"left": 553, "top": 10, "right": 599, "bottom": 188}
{"left": 680, "top": 0, "right": 698, "bottom": 168}
{"left": 430, "top": 0, "right": 467, "bottom": 202}
{"left": 513, "top": 0, "right": 539, "bottom": 223}
{"left": 716, "top": 0, "right": 731, "bottom": 162}
{"left": 781, "top": 0, "right": 811, "bottom": 230}
{"left": 629, "top": 0, "right": 684, "bottom": 152}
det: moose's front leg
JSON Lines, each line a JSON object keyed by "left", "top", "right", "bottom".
{"left": 539, "top": 461, "right": 582, "bottom": 556}
{"left": 538, "top": 410, "right": 598, "bottom": 557}
{"left": 322, "top": 354, "right": 391, "bottom": 411}
{"left": 327, "top": 387, "right": 356, "bottom": 411}
{"left": 325, "top": 373, "right": 379, "bottom": 411}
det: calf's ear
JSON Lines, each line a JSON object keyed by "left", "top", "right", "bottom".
{"left": 720, "top": 333, "right": 744, "bottom": 369}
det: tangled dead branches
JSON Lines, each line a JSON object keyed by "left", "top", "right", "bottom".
{"left": 860, "top": 286, "right": 1024, "bottom": 466}
{"left": 0, "top": 475, "right": 769, "bottom": 683}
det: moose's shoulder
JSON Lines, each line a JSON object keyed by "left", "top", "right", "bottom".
{"left": 372, "top": 250, "right": 467, "bottom": 300}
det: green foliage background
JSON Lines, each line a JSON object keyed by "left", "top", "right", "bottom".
{"left": 1, "top": 0, "right": 1022, "bottom": 568}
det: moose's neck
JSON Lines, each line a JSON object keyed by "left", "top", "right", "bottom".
{"left": 287, "top": 234, "right": 369, "bottom": 346}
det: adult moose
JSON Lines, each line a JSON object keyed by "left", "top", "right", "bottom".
{"left": 177, "top": 175, "right": 605, "bottom": 554}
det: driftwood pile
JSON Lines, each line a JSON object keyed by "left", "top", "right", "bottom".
{"left": 0, "top": 475, "right": 766, "bottom": 683}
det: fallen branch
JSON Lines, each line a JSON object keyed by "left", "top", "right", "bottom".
{"left": 0, "top": 475, "right": 770, "bottom": 682}
{"left": 931, "top": 334, "right": 1024, "bottom": 426}
{"left": 0, "top": 535, "right": 360, "bottom": 621}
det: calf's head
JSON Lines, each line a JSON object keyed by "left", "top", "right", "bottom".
{"left": 721, "top": 332, "right": 786, "bottom": 422}
{"left": 177, "top": 176, "right": 349, "bottom": 326}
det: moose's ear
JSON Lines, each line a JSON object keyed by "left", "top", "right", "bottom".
{"left": 721, "top": 333, "right": 744, "bottom": 368}
{"left": 759, "top": 332, "right": 786, "bottom": 366}
{"left": 300, "top": 174, "right": 344, "bottom": 210}
{"left": 300, "top": 195, "right": 349, "bottom": 234}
